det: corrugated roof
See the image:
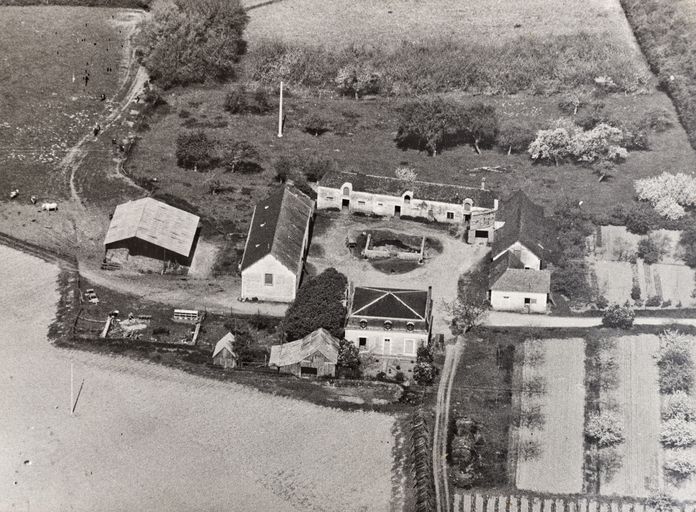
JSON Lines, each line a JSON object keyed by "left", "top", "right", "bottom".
{"left": 492, "top": 191, "right": 558, "bottom": 262}
{"left": 104, "top": 198, "right": 200, "bottom": 258}
{"left": 213, "top": 332, "right": 236, "bottom": 358}
{"left": 240, "top": 186, "right": 314, "bottom": 273}
{"left": 350, "top": 286, "right": 428, "bottom": 320}
{"left": 319, "top": 170, "right": 496, "bottom": 208}
{"left": 268, "top": 328, "right": 340, "bottom": 367}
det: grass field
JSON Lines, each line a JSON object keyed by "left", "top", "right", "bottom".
{"left": 0, "top": 244, "right": 398, "bottom": 511}
{"left": 244, "top": 0, "right": 641, "bottom": 49}
{"left": 0, "top": 6, "right": 130, "bottom": 200}
{"left": 515, "top": 338, "right": 586, "bottom": 494}
{"left": 600, "top": 335, "right": 662, "bottom": 497}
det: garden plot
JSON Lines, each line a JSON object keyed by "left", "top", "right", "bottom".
{"left": 516, "top": 338, "right": 586, "bottom": 494}
{"left": 595, "top": 226, "right": 684, "bottom": 264}
{"left": 652, "top": 264, "right": 696, "bottom": 307}
{"left": 594, "top": 260, "right": 634, "bottom": 305}
{"left": 600, "top": 335, "right": 662, "bottom": 498}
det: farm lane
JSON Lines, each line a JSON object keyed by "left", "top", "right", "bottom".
{"left": 486, "top": 311, "right": 696, "bottom": 328}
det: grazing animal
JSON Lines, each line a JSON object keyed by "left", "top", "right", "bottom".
{"left": 41, "top": 202, "right": 58, "bottom": 212}
{"left": 9, "top": 189, "right": 19, "bottom": 199}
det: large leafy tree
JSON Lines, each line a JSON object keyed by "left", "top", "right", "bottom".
{"left": 138, "top": 0, "right": 249, "bottom": 89}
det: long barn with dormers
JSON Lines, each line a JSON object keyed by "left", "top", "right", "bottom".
{"left": 317, "top": 170, "right": 498, "bottom": 244}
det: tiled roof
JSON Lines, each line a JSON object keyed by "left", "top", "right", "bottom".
{"left": 319, "top": 170, "right": 496, "bottom": 208}
{"left": 349, "top": 286, "right": 429, "bottom": 320}
{"left": 104, "top": 198, "right": 200, "bottom": 258}
{"left": 240, "top": 186, "right": 314, "bottom": 273}
{"left": 492, "top": 190, "right": 558, "bottom": 262}
{"left": 213, "top": 333, "right": 236, "bottom": 358}
{"left": 490, "top": 252, "right": 551, "bottom": 293}
{"left": 269, "top": 328, "right": 340, "bottom": 367}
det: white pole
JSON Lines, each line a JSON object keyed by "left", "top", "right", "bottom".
{"left": 70, "top": 363, "right": 74, "bottom": 416}
{"left": 277, "top": 81, "right": 284, "bottom": 138}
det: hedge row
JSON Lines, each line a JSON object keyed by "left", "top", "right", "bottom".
{"left": 0, "top": 0, "right": 151, "bottom": 6}
{"left": 244, "top": 33, "right": 650, "bottom": 96}
{"left": 620, "top": 0, "right": 696, "bottom": 150}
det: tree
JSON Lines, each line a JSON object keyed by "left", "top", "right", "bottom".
{"left": 624, "top": 204, "right": 653, "bottom": 235}
{"left": 661, "top": 418, "right": 696, "bottom": 448}
{"left": 337, "top": 339, "right": 360, "bottom": 375}
{"left": 219, "top": 140, "right": 262, "bottom": 173}
{"left": 137, "top": 0, "right": 249, "bottom": 89}
{"left": 335, "top": 63, "right": 381, "bottom": 99}
{"left": 528, "top": 127, "right": 573, "bottom": 165}
{"left": 662, "top": 391, "right": 695, "bottom": 421}
{"left": 601, "top": 304, "right": 635, "bottom": 329}
{"left": 224, "top": 85, "right": 270, "bottom": 115}
{"left": 460, "top": 102, "right": 498, "bottom": 154}
{"left": 635, "top": 172, "right": 696, "bottom": 220}
{"left": 637, "top": 237, "right": 660, "bottom": 264}
{"left": 571, "top": 123, "right": 627, "bottom": 163}
{"left": 664, "top": 454, "right": 696, "bottom": 480}
{"left": 395, "top": 97, "right": 459, "bottom": 156}
{"left": 413, "top": 361, "right": 436, "bottom": 385}
{"left": 585, "top": 411, "right": 625, "bottom": 447}
{"left": 497, "top": 121, "right": 535, "bottom": 155}
{"left": 558, "top": 93, "right": 585, "bottom": 115}
{"left": 646, "top": 493, "right": 677, "bottom": 512}
{"left": 175, "top": 130, "right": 216, "bottom": 170}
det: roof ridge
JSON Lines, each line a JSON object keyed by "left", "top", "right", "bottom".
{"left": 328, "top": 170, "right": 486, "bottom": 192}
{"left": 391, "top": 291, "right": 425, "bottom": 321}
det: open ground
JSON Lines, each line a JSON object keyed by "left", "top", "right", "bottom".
{"left": 0, "top": 244, "right": 398, "bottom": 511}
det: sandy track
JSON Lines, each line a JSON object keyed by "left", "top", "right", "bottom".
{"left": 0, "top": 245, "right": 395, "bottom": 512}
{"left": 601, "top": 335, "right": 662, "bottom": 497}
{"left": 516, "top": 338, "right": 586, "bottom": 494}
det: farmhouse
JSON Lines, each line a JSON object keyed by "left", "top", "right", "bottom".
{"left": 489, "top": 191, "right": 558, "bottom": 312}
{"left": 104, "top": 197, "right": 200, "bottom": 267}
{"left": 269, "top": 327, "right": 340, "bottom": 378}
{"left": 239, "top": 186, "right": 314, "bottom": 303}
{"left": 317, "top": 170, "right": 498, "bottom": 244}
{"left": 345, "top": 285, "right": 432, "bottom": 376}
{"left": 212, "top": 332, "right": 238, "bottom": 369}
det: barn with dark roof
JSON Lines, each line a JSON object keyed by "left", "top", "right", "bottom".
{"left": 239, "top": 186, "right": 314, "bottom": 303}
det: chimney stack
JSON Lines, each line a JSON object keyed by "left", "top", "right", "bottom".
{"left": 481, "top": 177, "right": 486, "bottom": 190}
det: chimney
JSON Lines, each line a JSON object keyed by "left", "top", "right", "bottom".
{"left": 480, "top": 177, "right": 486, "bottom": 190}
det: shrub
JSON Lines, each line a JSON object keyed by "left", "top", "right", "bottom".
{"left": 596, "top": 295, "right": 609, "bottom": 310}
{"left": 585, "top": 411, "right": 625, "bottom": 447}
{"left": 152, "top": 327, "right": 170, "bottom": 335}
{"left": 413, "top": 361, "right": 436, "bottom": 385}
{"left": 223, "top": 87, "right": 246, "bottom": 114}
{"left": 661, "top": 418, "right": 696, "bottom": 448}
{"left": 646, "top": 493, "right": 677, "bottom": 512}
{"left": 657, "top": 330, "right": 694, "bottom": 393}
{"left": 395, "top": 166, "right": 418, "bottom": 182}
{"left": 335, "top": 63, "right": 382, "bottom": 98}
{"left": 528, "top": 127, "right": 573, "bottom": 166}
{"left": 219, "top": 140, "right": 262, "bottom": 174}
{"left": 551, "top": 261, "right": 591, "bottom": 300}
{"left": 637, "top": 237, "right": 660, "bottom": 264}
{"left": 571, "top": 123, "right": 627, "bottom": 163}
{"left": 337, "top": 338, "right": 361, "bottom": 375}
{"left": 558, "top": 94, "right": 585, "bottom": 116}
{"left": 575, "top": 101, "right": 610, "bottom": 130}
{"left": 662, "top": 391, "right": 696, "bottom": 421}
{"left": 175, "top": 130, "right": 217, "bottom": 170}
{"left": 624, "top": 204, "right": 653, "bottom": 234}
{"left": 304, "top": 114, "right": 329, "bottom": 136}
{"left": 247, "top": 312, "right": 277, "bottom": 332}
{"left": 137, "top": 0, "right": 249, "bottom": 89}
{"left": 645, "top": 296, "right": 661, "bottom": 307}
{"left": 283, "top": 268, "right": 347, "bottom": 340}
{"left": 664, "top": 454, "right": 696, "bottom": 480}
{"left": 631, "top": 284, "right": 641, "bottom": 301}
{"left": 641, "top": 108, "right": 673, "bottom": 133}
{"left": 601, "top": 304, "right": 635, "bottom": 329}
{"left": 416, "top": 345, "right": 434, "bottom": 364}
{"left": 394, "top": 371, "right": 405, "bottom": 383}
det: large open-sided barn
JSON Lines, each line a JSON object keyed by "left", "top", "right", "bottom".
{"left": 103, "top": 198, "right": 200, "bottom": 269}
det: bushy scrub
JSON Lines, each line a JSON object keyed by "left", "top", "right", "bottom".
{"left": 637, "top": 237, "right": 661, "bottom": 264}
{"left": 175, "top": 130, "right": 217, "bottom": 170}
{"left": 585, "top": 411, "right": 625, "bottom": 447}
{"left": 661, "top": 418, "right": 696, "bottom": 448}
{"left": 497, "top": 121, "right": 536, "bottom": 155}
{"left": 601, "top": 304, "right": 635, "bottom": 329}
{"left": 664, "top": 454, "right": 696, "bottom": 480}
{"left": 528, "top": 121, "right": 627, "bottom": 165}
{"left": 662, "top": 391, "right": 696, "bottom": 421}
{"left": 224, "top": 85, "right": 271, "bottom": 115}
{"left": 657, "top": 330, "right": 694, "bottom": 394}
{"left": 137, "top": 0, "right": 249, "bottom": 89}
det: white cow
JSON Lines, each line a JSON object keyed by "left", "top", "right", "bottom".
{"left": 41, "top": 202, "right": 58, "bottom": 212}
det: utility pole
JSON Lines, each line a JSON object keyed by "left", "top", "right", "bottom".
{"left": 70, "top": 363, "right": 74, "bottom": 416}
{"left": 277, "top": 81, "right": 284, "bottom": 138}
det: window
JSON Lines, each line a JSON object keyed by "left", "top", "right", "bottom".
{"left": 358, "top": 200, "right": 366, "bottom": 205}
{"left": 359, "top": 319, "right": 367, "bottom": 329}
{"left": 358, "top": 337, "right": 367, "bottom": 347}
{"left": 326, "top": 195, "right": 334, "bottom": 200}
{"left": 503, "top": 296, "right": 510, "bottom": 299}
{"left": 391, "top": 339, "right": 405, "bottom": 355}
{"left": 382, "top": 338, "right": 391, "bottom": 354}
{"left": 342, "top": 186, "right": 350, "bottom": 196}
{"left": 404, "top": 339, "right": 415, "bottom": 355}
{"left": 475, "top": 230, "right": 488, "bottom": 238}
{"left": 377, "top": 202, "right": 383, "bottom": 206}
{"left": 463, "top": 199, "right": 472, "bottom": 212}
{"left": 383, "top": 320, "right": 392, "bottom": 330}
{"left": 530, "top": 298, "right": 537, "bottom": 304}
{"left": 406, "top": 322, "right": 415, "bottom": 332}
{"left": 524, "top": 297, "right": 531, "bottom": 304}
{"left": 404, "top": 195, "right": 411, "bottom": 204}
{"left": 264, "top": 273, "right": 273, "bottom": 286}
{"left": 446, "top": 211, "right": 455, "bottom": 220}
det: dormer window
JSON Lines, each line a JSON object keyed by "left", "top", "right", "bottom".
{"left": 384, "top": 320, "right": 392, "bottom": 330}
{"left": 404, "top": 195, "right": 411, "bottom": 204}
{"left": 359, "top": 319, "right": 367, "bottom": 329}
{"left": 406, "top": 322, "right": 415, "bottom": 332}
{"left": 463, "top": 199, "right": 473, "bottom": 212}
{"left": 342, "top": 186, "right": 350, "bottom": 196}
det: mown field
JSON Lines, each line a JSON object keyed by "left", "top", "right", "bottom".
{"left": 0, "top": 6, "right": 128, "bottom": 199}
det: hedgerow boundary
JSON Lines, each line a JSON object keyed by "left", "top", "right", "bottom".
{"left": 619, "top": 0, "right": 696, "bottom": 152}
{"left": 0, "top": 0, "right": 151, "bottom": 7}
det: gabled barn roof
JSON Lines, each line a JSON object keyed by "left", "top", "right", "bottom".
{"left": 104, "top": 198, "right": 200, "bottom": 258}
{"left": 489, "top": 252, "right": 551, "bottom": 294}
{"left": 349, "top": 286, "right": 429, "bottom": 320}
{"left": 319, "top": 170, "right": 496, "bottom": 208}
{"left": 492, "top": 191, "right": 558, "bottom": 262}
{"left": 213, "top": 332, "right": 236, "bottom": 358}
{"left": 268, "top": 328, "right": 340, "bottom": 367}
{"left": 240, "top": 186, "right": 314, "bottom": 274}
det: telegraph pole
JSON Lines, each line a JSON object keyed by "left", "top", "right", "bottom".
{"left": 70, "top": 363, "right": 74, "bottom": 416}
{"left": 277, "top": 81, "right": 284, "bottom": 138}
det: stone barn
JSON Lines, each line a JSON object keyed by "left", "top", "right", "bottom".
{"left": 104, "top": 198, "right": 200, "bottom": 268}
{"left": 239, "top": 186, "right": 314, "bottom": 303}
{"left": 268, "top": 328, "right": 340, "bottom": 378}
{"left": 212, "top": 333, "right": 238, "bottom": 369}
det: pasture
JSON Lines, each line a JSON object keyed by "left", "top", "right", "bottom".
{"left": 0, "top": 6, "right": 131, "bottom": 199}
{"left": 515, "top": 338, "right": 586, "bottom": 494}
{"left": 244, "top": 0, "right": 641, "bottom": 49}
{"left": 0, "top": 245, "right": 398, "bottom": 511}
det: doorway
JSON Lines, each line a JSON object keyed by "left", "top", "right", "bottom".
{"left": 394, "top": 205, "right": 401, "bottom": 216}
{"left": 342, "top": 198, "right": 350, "bottom": 209}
